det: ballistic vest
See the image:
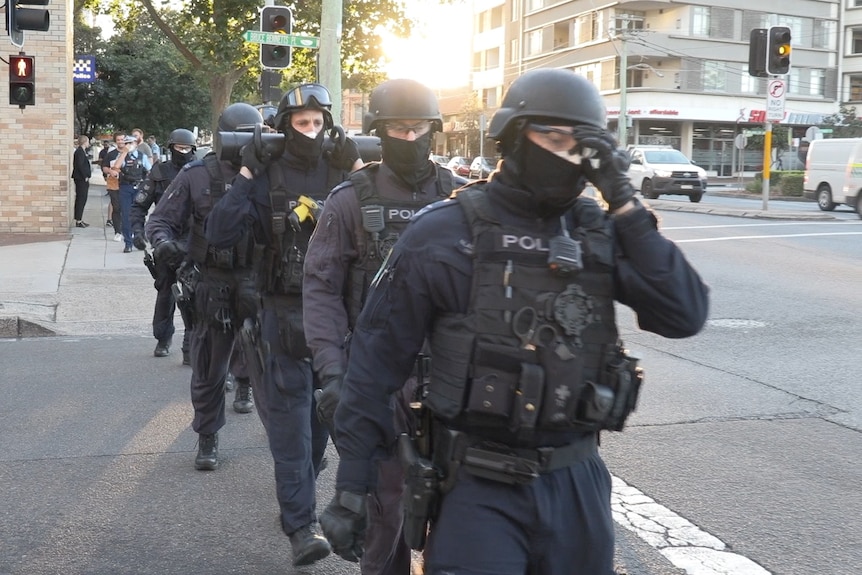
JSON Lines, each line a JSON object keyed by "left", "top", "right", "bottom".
{"left": 345, "top": 162, "right": 454, "bottom": 326}
{"left": 185, "top": 155, "right": 244, "bottom": 268}
{"left": 425, "top": 187, "right": 624, "bottom": 437}
{"left": 119, "top": 152, "right": 145, "bottom": 184}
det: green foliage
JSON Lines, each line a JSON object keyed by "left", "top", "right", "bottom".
{"left": 745, "top": 125, "right": 790, "bottom": 152}
{"left": 821, "top": 104, "right": 862, "bottom": 138}
{"left": 747, "top": 171, "right": 804, "bottom": 196}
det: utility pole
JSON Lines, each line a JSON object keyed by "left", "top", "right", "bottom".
{"left": 612, "top": 15, "right": 642, "bottom": 147}
{"left": 319, "top": 0, "right": 342, "bottom": 125}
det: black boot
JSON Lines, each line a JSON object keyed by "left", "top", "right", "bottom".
{"left": 288, "top": 524, "right": 331, "bottom": 566}
{"left": 154, "top": 340, "right": 171, "bottom": 357}
{"left": 194, "top": 433, "right": 218, "bottom": 471}
{"left": 232, "top": 379, "right": 254, "bottom": 414}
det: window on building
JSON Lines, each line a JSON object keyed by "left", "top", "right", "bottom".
{"left": 788, "top": 69, "right": 800, "bottom": 94}
{"left": 527, "top": 0, "right": 543, "bottom": 12}
{"left": 483, "top": 88, "right": 498, "bottom": 108}
{"left": 473, "top": 51, "right": 481, "bottom": 72}
{"left": 691, "top": 6, "right": 710, "bottom": 36}
{"left": 526, "top": 29, "right": 543, "bottom": 56}
{"left": 491, "top": 6, "right": 503, "bottom": 28}
{"left": 576, "top": 12, "right": 597, "bottom": 44}
{"left": 740, "top": 65, "right": 758, "bottom": 94}
{"left": 554, "top": 21, "right": 571, "bottom": 49}
{"left": 510, "top": 38, "right": 519, "bottom": 63}
{"left": 352, "top": 103, "right": 363, "bottom": 124}
{"left": 486, "top": 47, "right": 500, "bottom": 69}
{"left": 850, "top": 75, "right": 862, "bottom": 101}
{"left": 703, "top": 61, "right": 726, "bottom": 91}
{"left": 813, "top": 20, "right": 837, "bottom": 50}
{"left": 742, "top": 11, "right": 769, "bottom": 34}
{"left": 853, "top": 29, "right": 862, "bottom": 54}
{"left": 709, "top": 8, "right": 734, "bottom": 40}
{"left": 810, "top": 70, "right": 825, "bottom": 96}
{"left": 512, "top": 0, "right": 520, "bottom": 21}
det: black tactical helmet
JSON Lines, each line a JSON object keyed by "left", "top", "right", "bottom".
{"left": 273, "top": 83, "right": 334, "bottom": 131}
{"left": 362, "top": 78, "right": 443, "bottom": 135}
{"left": 167, "top": 128, "right": 196, "bottom": 149}
{"left": 217, "top": 102, "right": 263, "bottom": 132}
{"left": 489, "top": 69, "right": 607, "bottom": 142}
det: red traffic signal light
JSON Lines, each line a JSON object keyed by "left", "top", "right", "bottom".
{"left": 9, "top": 54, "right": 35, "bottom": 107}
{"left": 260, "top": 6, "right": 292, "bottom": 69}
{"left": 766, "top": 26, "right": 791, "bottom": 76}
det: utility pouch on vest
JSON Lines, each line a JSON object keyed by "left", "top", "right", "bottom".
{"left": 601, "top": 351, "right": 643, "bottom": 431}
{"left": 425, "top": 317, "right": 474, "bottom": 420}
{"left": 538, "top": 353, "right": 584, "bottom": 427}
{"left": 203, "top": 279, "right": 233, "bottom": 332}
{"left": 276, "top": 246, "right": 304, "bottom": 295}
{"left": 465, "top": 344, "right": 520, "bottom": 419}
{"left": 207, "top": 246, "right": 235, "bottom": 269}
{"left": 509, "top": 363, "right": 544, "bottom": 435}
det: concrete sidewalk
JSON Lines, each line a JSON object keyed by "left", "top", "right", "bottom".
{"left": 0, "top": 181, "right": 828, "bottom": 338}
{"left": 0, "top": 183, "right": 156, "bottom": 338}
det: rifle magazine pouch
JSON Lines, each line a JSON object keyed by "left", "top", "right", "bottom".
{"left": 465, "top": 344, "right": 519, "bottom": 419}
{"left": 203, "top": 280, "right": 233, "bottom": 332}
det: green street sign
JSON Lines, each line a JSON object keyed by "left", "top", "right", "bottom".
{"left": 242, "top": 30, "right": 319, "bottom": 49}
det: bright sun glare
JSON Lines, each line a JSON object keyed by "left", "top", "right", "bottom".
{"left": 380, "top": 1, "right": 472, "bottom": 89}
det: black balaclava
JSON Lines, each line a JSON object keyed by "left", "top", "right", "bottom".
{"left": 171, "top": 147, "right": 195, "bottom": 168}
{"left": 495, "top": 123, "right": 588, "bottom": 218}
{"left": 284, "top": 123, "right": 326, "bottom": 167}
{"left": 380, "top": 131, "right": 434, "bottom": 187}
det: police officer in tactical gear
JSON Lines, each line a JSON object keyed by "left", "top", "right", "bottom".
{"left": 131, "top": 128, "right": 197, "bottom": 362}
{"left": 318, "top": 69, "right": 710, "bottom": 574}
{"left": 304, "top": 77, "right": 458, "bottom": 575}
{"left": 145, "top": 103, "right": 261, "bottom": 473}
{"left": 205, "top": 84, "right": 361, "bottom": 567}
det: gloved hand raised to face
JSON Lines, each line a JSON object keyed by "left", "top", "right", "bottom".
{"left": 574, "top": 129, "right": 636, "bottom": 212}
{"left": 153, "top": 239, "right": 184, "bottom": 270}
{"left": 320, "top": 490, "right": 367, "bottom": 562}
{"left": 240, "top": 140, "right": 274, "bottom": 177}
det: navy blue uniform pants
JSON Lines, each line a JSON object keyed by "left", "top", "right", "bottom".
{"left": 256, "top": 298, "right": 329, "bottom": 536}
{"left": 153, "top": 267, "right": 192, "bottom": 350}
{"left": 424, "top": 450, "right": 615, "bottom": 575}
{"left": 189, "top": 273, "right": 248, "bottom": 435}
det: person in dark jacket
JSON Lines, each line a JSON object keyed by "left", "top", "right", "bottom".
{"left": 303, "top": 78, "right": 457, "bottom": 575}
{"left": 145, "top": 104, "right": 261, "bottom": 475}
{"left": 318, "top": 68, "right": 710, "bottom": 574}
{"left": 71, "top": 135, "right": 92, "bottom": 228}
{"left": 131, "top": 128, "right": 198, "bottom": 361}
{"left": 205, "top": 84, "right": 361, "bottom": 567}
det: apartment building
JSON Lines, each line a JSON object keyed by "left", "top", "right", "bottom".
{"left": 470, "top": 0, "right": 842, "bottom": 175}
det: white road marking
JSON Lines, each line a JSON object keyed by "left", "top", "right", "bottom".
{"left": 612, "top": 476, "right": 772, "bottom": 574}
{"left": 675, "top": 231, "right": 862, "bottom": 243}
{"left": 663, "top": 222, "right": 862, "bottom": 230}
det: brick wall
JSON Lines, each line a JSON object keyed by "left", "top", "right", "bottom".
{"left": 0, "top": 0, "right": 74, "bottom": 234}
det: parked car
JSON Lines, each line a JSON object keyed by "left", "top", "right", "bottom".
{"left": 447, "top": 156, "right": 471, "bottom": 177}
{"left": 469, "top": 156, "right": 496, "bottom": 179}
{"left": 626, "top": 145, "right": 707, "bottom": 202}
{"left": 430, "top": 154, "right": 450, "bottom": 167}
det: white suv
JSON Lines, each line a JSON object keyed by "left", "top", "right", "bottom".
{"left": 626, "top": 145, "right": 707, "bottom": 203}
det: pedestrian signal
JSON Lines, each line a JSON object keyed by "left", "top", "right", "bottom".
{"left": 766, "top": 26, "right": 791, "bottom": 76}
{"left": 9, "top": 54, "right": 35, "bottom": 107}
{"left": 260, "top": 5, "right": 292, "bottom": 69}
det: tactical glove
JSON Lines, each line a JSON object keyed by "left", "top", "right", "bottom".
{"left": 323, "top": 126, "right": 359, "bottom": 171}
{"left": 132, "top": 232, "right": 147, "bottom": 251}
{"left": 319, "top": 490, "right": 367, "bottom": 562}
{"left": 314, "top": 371, "right": 344, "bottom": 427}
{"left": 153, "top": 239, "right": 184, "bottom": 270}
{"left": 575, "top": 129, "right": 636, "bottom": 212}
{"left": 240, "top": 141, "right": 272, "bottom": 177}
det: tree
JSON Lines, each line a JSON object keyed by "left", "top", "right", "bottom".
{"left": 88, "top": 0, "right": 412, "bottom": 132}
{"left": 821, "top": 103, "right": 862, "bottom": 138}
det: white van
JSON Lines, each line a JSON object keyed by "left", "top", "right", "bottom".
{"left": 803, "top": 138, "right": 862, "bottom": 216}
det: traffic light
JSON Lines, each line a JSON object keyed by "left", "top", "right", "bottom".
{"left": 259, "top": 5, "right": 292, "bottom": 69}
{"left": 766, "top": 26, "right": 791, "bottom": 76}
{"left": 9, "top": 54, "right": 35, "bottom": 107}
{"left": 748, "top": 28, "right": 768, "bottom": 77}
{"left": 5, "top": 0, "right": 50, "bottom": 47}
